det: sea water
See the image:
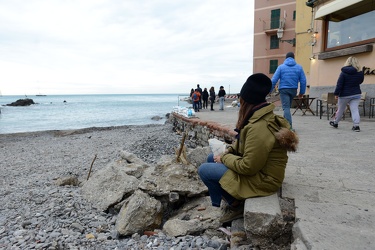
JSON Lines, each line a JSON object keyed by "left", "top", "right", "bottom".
{"left": 0, "top": 94, "right": 191, "bottom": 134}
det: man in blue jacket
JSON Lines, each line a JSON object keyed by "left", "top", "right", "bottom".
{"left": 271, "top": 52, "right": 306, "bottom": 130}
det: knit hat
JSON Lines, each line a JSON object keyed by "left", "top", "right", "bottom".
{"left": 240, "top": 73, "right": 272, "bottom": 104}
{"left": 286, "top": 52, "right": 295, "bottom": 59}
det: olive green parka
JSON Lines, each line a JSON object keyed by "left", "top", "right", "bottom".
{"left": 220, "top": 103, "right": 298, "bottom": 200}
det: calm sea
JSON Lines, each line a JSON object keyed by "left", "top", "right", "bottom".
{"left": 0, "top": 94, "right": 190, "bottom": 134}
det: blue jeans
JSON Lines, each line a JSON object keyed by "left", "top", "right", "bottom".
{"left": 198, "top": 153, "right": 236, "bottom": 207}
{"left": 193, "top": 101, "right": 199, "bottom": 112}
{"left": 219, "top": 97, "right": 225, "bottom": 110}
{"left": 279, "top": 88, "right": 297, "bottom": 127}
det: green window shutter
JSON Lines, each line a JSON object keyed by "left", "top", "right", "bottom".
{"left": 269, "top": 60, "right": 278, "bottom": 74}
{"left": 271, "top": 9, "right": 280, "bottom": 29}
{"left": 270, "top": 35, "right": 279, "bottom": 49}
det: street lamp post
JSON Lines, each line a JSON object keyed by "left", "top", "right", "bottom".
{"left": 277, "top": 28, "right": 296, "bottom": 46}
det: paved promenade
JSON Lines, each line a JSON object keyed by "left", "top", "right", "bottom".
{"left": 193, "top": 103, "right": 375, "bottom": 249}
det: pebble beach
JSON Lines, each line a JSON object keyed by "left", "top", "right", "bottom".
{"left": 0, "top": 124, "right": 231, "bottom": 249}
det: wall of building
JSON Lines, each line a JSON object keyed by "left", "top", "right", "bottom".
{"left": 307, "top": 0, "right": 375, "bottom": 101}
{"left": 295, "top": 0, "right": 314, "bottom": 95}
{"left": 253, "top": 0, "right": 296, "bottom": 79}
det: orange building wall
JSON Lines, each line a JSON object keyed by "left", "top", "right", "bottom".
{"left": 253, "top": 0, "right": 296, "bottom": 79}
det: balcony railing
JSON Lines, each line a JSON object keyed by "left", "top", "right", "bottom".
{"left": 263, "top": 18, "right": 281, "bottom": 31}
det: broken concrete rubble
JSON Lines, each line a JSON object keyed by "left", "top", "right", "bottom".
{"left": 81, "top": 147, "right": 294, "bottom": 249}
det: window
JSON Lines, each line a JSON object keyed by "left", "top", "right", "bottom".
{"left": 293, "top": 10, "right": 296, "bottom": 21}
{"left": 326, "top": 10, "right": 375, "bottom": 49}
{"left": 270, "top": 9, "right": 280, "bottom": 29}
{"left": 269, "top": 60, "right": 278, "bottom": 74}
{"left": 270, "top": 35, "right": 279, "bottom": 49}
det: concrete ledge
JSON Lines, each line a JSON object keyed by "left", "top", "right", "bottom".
{"left": 243, "top": 194, "right": 283, "bottom": 248}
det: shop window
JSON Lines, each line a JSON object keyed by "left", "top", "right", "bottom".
{"left": 269, "top": 60, "right": 278, "bottom": 74}
{"left": 326, "top": 10, "right": 375, "bottom": 49}
{"left": 270, "top": 9, "right": 280, "bottom": 29}
{"left": 270, "top": 35, "right": 279, "bottom": 49}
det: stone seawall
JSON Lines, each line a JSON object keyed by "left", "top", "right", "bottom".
{"left": 169, "top": 112, "right": 237, "bottom": 146}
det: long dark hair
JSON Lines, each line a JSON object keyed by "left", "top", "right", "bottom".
{"left": 235, "top": 98, "right": 269, "bottom": 131}
{"left": 236, "top": 98, "right": 255, "bottom": 131}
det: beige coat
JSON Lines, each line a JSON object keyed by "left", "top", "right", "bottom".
{"left": 220, "top": 104, "right": 298, "bottom": 200}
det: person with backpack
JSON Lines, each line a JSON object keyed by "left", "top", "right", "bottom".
{"left": 192, "top": 89, "right": 201, "bottom": 112}
{"left": 197, "top": 84, "right": 203, "bottom": 109}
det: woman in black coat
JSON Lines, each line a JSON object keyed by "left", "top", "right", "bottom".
{"left": 209, "top": 87, "right": 216, "bottom": 111}
{"left": 330, "top": 56, "right": 364, "bottom": 132}
{"left": 202, "top": 88, "right": 209, "bottom": 109}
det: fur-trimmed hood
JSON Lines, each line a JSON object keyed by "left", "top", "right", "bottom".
{"left": 274, "top": 127, "right": 299, "bottom": 152}
{"left": 253, "top": 104, "right": 299, "bottom": 152}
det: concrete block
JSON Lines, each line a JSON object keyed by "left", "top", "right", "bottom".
{"left": 243, "top": 193, "right": 283, "bottom": 248}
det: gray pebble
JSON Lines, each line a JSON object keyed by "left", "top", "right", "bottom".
{"left": 0, "top": 124, "right": 232, "bottom": 249}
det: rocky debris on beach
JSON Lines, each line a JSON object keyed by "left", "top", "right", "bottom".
{"left": 5, "top": 98, "right": 36, "bottom": 106}
{"left": 80, "top": 148, "right": 223, "bottom": 238}
{"left": 0, "top": 123, "right": 293, "bottom": 249}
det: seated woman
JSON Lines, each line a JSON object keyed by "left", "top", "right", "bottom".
{"left": 198, "top": 73, "right": 299, "bottom": 223}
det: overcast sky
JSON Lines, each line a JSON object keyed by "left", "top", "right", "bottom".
{"left": 0, "top": 0, "right": 254, "bottom": 95}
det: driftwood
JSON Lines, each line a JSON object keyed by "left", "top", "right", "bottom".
{"left": 175, "top": 132, "right": 190, "bottom": 164}
{"left": 176, "top": 132, "right": 187, "bottom": 163}
{"left": 87, "top": 154, "right": 97, "bottom": 180}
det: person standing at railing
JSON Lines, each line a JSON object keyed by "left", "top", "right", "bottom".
{"left": 270, "top": 52, "right": 307, "bottom": 131}
{"left": 192, "top": 89, "right": 201, "bottom": 112}
{"left": 209, "top": 86, "right": 216, "bottom": 111}
{"left": 202, "top": 87, "right": 209, "bottom": 109}
{"left": 218, "top": 86, "right": 226, "bottom": 111}
{"left": 196, "top": 84, "right": 203, "bottom": 109}
{"left": 329, "top": 56, "right": 364, "bottom": 132}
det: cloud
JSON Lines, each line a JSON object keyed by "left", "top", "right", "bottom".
{"left": 0, "top": 0, "right": 254, "bottom": 95}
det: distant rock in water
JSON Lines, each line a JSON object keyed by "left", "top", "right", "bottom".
{"left": 6, "top": 98, "right": 36, "bottom": 106}
{"left": 151, "top": 115, "right": 163, "bottom": 121}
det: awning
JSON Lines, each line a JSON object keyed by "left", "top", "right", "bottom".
{"left": 315, "top": 0, "right": 364, "bottom": 20}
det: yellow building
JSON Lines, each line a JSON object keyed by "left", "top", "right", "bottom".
{"left": 254, "top": 0, "right": 375, "bottom": 115}
{"left": 302, "top": 0, "right": 375, "bottom": 107}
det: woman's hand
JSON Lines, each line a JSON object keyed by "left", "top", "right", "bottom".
{"left": 213, "top": 155, "right": 222, "bottom": 163}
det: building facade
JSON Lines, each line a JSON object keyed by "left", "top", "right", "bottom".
{"left": 304, "top": 0, "right": 375, "bottom": 102}
{"left": 253, "top": 0, "right": 297, "bottom": 81}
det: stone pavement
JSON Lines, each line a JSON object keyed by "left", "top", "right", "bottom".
{"left": 193, "top": 102, "right": 375, "bottom": 249}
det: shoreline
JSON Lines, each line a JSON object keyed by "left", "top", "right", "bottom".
{"left": 0, "top": 123, "right": 168, "bottom": 137}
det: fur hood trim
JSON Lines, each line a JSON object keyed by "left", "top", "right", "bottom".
{"left": 274, "top": 127, "right": 299, "bottom": 152}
